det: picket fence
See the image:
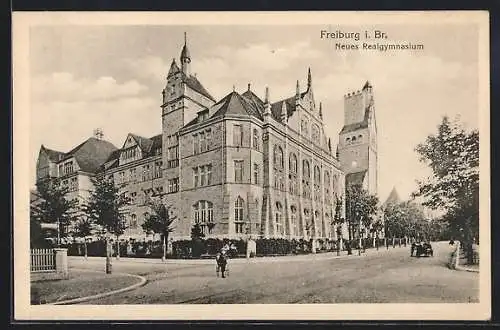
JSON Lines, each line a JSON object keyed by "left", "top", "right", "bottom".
{"left": 30, "top": 248, "right": 56, "bottom": 272}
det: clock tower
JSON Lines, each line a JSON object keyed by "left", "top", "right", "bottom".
{"left": 337, "top": 81, "right": 378, "bottom": 196}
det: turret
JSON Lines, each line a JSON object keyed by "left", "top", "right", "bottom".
{"left": 180, "top": 32, "right": 191, "bottom": 75}
{"left": 319, "top": 102, "right": 323, "bottom": 120}
{"left": 307, "top": 67, "right": 312, "bottom": 89}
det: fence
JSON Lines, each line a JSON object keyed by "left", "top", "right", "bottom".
{"left": 30, "top": 248, "right": 56, "bottom": 272}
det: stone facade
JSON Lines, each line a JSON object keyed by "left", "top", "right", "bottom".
{"left": 35, "top": 35, "right": 387, "bottom": 245}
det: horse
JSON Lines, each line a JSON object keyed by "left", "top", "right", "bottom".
{"left": 215, "top": 252, "right": 228, "bottom": 278}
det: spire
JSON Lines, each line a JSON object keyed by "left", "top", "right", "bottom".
{"left": 296, "top": 80, "right": 300, "bottom": 96}
{"left": 265, "top": 86, "right": 269, "bottom": 103}
{"left": 167, "top": 58, "right": 180, "bottom": 77}
{"left": 264, "top": 86, "right": 271, "bottom": 116}
{"left": 180, "top": 32, "right": 191, "bottom": 75}
{"left": 248, "top": 83, "right": 251, "bottom": 92}
{"left": 232, "top": 84, "right": 236, "bottom": 92}
{"left": 319, "top": 102, "right": 323, "bottom": 119}
{"left": 281, "top": 101, "right": 287, "bottom": 123}
{"left": 328, "top": 138, "right": 332, "bottom": 152}
{"left": 363, "top": 80, "right": 372, "bottom": 90}
{"left": 307, "top": 67, "right": 312, "bottom": 88}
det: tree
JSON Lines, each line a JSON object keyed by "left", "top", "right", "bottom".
{"left": 72, "top": 217, "right": 93, "bottom": 259}
{"left": 190, "top": 223, "right": 205, "bottom": 258}
{"left": 30, "top": 205, "right": 45, "bottom": 248}
{"left": 83, "top": 175, "right": 130, "bottom": 262}
{"left": 384, "top": 201, "right": 428, "bottom": 245}
{"left": 414, "top": 116, "right": 479, "bottom": 263}
{"left": 31, "top": 179, "right": 78, "bottom": 246}
{"left": 142, "top": 198, "right": 176, "bottom": 261}
{"left": 345, "top": 184, "right": 379, "bottom": 254}
{"left": 332, "top": 196, "right": 345, "bottom": 256}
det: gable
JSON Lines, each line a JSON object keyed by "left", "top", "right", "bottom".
{"left": 123, "top": 134, "right": 138, "bottom": 149}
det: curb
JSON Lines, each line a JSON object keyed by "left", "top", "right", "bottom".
{"left": 456, "top": 265, "right": 480, "bottom": 273}
{"left": 49, "top": 268, "right": 147, "bottom": 305}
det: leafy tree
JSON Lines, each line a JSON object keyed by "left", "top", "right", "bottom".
{"left": 142, "top": 197, "right": 176, "bottom": 261}
{"left": 190, "top": 223, "right": 205, "bottom": 258}
{"left": 31, "top": 179, "right": 78, "bottom": 246}
{"left": 30, "top": 205, "right": 45, "bottom": 248}
{"left": 72, "top": 217, "right": 93, "bottom": 259}
{"left": 83, "top": 175, "right": 130, "bottom": 259}
{"left": 190, "top": 223, "right": 205, "bottom": 240}
{"left": 332, "top": 196, "right": 345, "bottom": 255}
{"left": 384, "top": 201, "right": 428, "bottom": 242}
{"left": 413, "top": 116, "right": 479, "bottom": 263}
{"left": 345, "top": 184, "right": 379, "bottom": 246}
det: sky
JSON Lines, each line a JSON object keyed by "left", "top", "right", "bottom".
{"left": 28, "top": 24, "right": 479, "bottom": 203}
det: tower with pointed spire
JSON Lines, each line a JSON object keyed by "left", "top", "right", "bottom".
{"left": 337, "top": 81, "right": 378, "bottom": 196}
{"left": 180, "top": 32, "right": 191, "bottom": 75}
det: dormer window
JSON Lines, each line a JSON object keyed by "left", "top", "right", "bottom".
{"left": 198, "top": 110, "right": 209, "bottom": 123}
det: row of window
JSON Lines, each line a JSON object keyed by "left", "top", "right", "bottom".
{"left": 58, "top": 161, "right": 74, "bottom": 176}
{"left": 115, "top": 161, "right": 163, "bottom": 185}
{"left": 232, "top": 125, "right": 261, "bottom": 151}
{"left": 193, "top": 164, "right": 213, "bottom": 187}
{"left": 193, "top": 129, "right": 212, "bottom": 154}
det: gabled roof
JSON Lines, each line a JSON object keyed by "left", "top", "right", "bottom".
{"left": 271, "top": 96, "right": 296, "bottom": 121}
{"left": 129, "top": 134, "right": 154, "bottom": 153}
{"left": 384, "top": 187, "right": 401, "bottom": 206}
{"left": 346, "top": 170, "right": 367, "bottom": 187}
{"left": 181, "top": 72, "right": 216, "bottom": 102}
{"left": 40, "top": 145, "right": 65, "bottom": 162}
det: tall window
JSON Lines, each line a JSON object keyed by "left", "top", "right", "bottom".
{"left": 314, "top": 165, "right": 321, "bottom": 201}
{"left": 289, "top": 153, "right": 298, "bottom": 195}
{"left": 290, "top": 206, "right": 297, "bottom": 237}
{"left": 200, "top": 166, "right": 206, "bottom": 186}
{"left": 233, "top": 124, "right": 243, "bottom": 146}
{"left": 154, "top": 161, "right": 163, "bottom": 179}
{"left": 304, "top": 209, "right": 311, "bottom": 237}
{"left": 253, "top": 129, "right": 259, "bottom": 150}
{"left": 129, "top": 168, "right": 136, "bottom": 182}
{"left": 193, "top": 133, "right": 199, "bottom": 154}
{"left": 193, "top": 167, "right": 199, "bottom": 187}
{"left": 130, "top": 214, "right": 137, "bottom": 229}
{"left": 235, "top": 196, "right": 244, "bottom": 233}
{"left": 253, "top": 163, "right": 259, "bottom": 185}
{"left": 200, "top": 131, "right": 206, "bottom": 152}
{"left": 142, "top": 165, "right": 151, "bottom": 181}
{"left": 192, "top": 200, "right": 214, "bottom": 233}
{"left": 168, "top": 178, "right": 179, "bottom": 193}
{"left": 302, "top": 160, "right": 311, "bottom": 198}
{"left": 206, "top": 165, "right": 212, "bottom": 185}
{"left": 324, "top": 171, "right": 331, "bottom": 197}
{"left": 206, "top": 129, "right": 212, "bottom": 150}
{"left": 234, "top": 160, "right": 243, "bottom": 183}
{"left": 273, "top": 145, "right": 284, "bottom": 169}
{"left": 275, "top": 202, "right": 283, "bottom": 236}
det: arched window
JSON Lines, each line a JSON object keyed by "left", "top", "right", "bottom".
{"left": 290, "top": 206, "right": 297, "bottom": 236}
{"left": 289, "top": 153, "right": 298, "bottom": 173}
{"left": 303, "top": 160, "right": 310, "bottom": 178}
{"left": 358, "top": 134, "right": 362, "bottom": 140}
{"left": 235, "top": 196, "right": 245, "bottom": 233}
{"left": 275, "top": 202, "right": 283, "bottom": 236}
{"left": 352, "top": 136, "right": 357, "bottom": 142}
{"left": 304, "top": 208, "right": 311, "bottom": 237}
{"left": 324, "top": 171, "right": 331, "bottom": 196}
{"left": 314, "top": 166, "right": 321, "bottom": 184}
{"left": 346, "top": 137, "right": 351, "bottom": 143}
{"left": 273, "top": 145, "right": 284, "bottom": 169}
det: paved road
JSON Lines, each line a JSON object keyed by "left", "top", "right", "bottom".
{"left": 69, "top": 241, "right": 478, "bottom": 304}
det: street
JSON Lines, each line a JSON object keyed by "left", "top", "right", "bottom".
{"left": 69, "top": 241, "right": 478, "bottom": 304}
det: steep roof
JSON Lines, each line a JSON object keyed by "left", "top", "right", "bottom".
{"left": 211, "top": 91, "right": 264, "bottom": 119}
{"left": 346, "top": 170, "right": 367, "bottom": 187}
{"left": 384, "top": 187, "right": 401, "bottom": 206}
{"left": 271, "top": 96, "right": 296, "bottom": 121}
{"left": 130, "top": 134, "right": 154, "bottom": 153}
{"left": 181, "top": 72, "right": 216, "bottom": 102}
{"left": 41, "top": 145, "right": 65, "bottom": 162}
{"left": 68, "top": 137, "right": 118, "bottom": 173}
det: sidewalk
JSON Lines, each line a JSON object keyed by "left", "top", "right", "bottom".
{"left": 69, "top": 244, "right": 408, "bottom": 265}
